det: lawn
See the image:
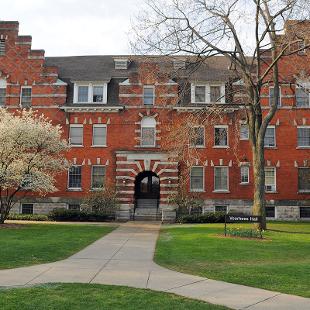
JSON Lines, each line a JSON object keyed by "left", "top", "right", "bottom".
{"left": 0, "top": 283, "right": 230, "bottom": 310}
{"left": 155, "top": 222, "right": 310, "bottom": 297}
{"left": 0, "top": 223, "right": 115, "bottom": 269}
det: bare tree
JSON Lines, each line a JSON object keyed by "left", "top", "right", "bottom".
{"left": 131, "top": 0, "right": 310, "bottom": 229}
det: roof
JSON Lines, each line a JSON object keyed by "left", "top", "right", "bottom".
{"left": 44, "top": 55, "right": 237, "bottom": 82}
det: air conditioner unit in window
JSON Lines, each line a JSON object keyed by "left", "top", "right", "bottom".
{"left": 265, "top": 185, "right": 274, "bottom": 192}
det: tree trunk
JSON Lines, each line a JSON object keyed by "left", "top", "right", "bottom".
{"left": 0, "top": 202, "right": 9, "bottom": 224}
{"left": 252, "top": 145, "right": 267, "bottom": 230}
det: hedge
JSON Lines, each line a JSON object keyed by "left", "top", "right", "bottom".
{"left": 48, "top": 208, "right": 116, "bottom": 222}
{"left": 7, "top": 214, "right": 49, "bottom": 221}
{"left": 177, "top": 211, "right": 226, "bottom": 223}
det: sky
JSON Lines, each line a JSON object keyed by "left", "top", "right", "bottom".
{"left": 0, "top": 0, "right": 144, "bottom": 56}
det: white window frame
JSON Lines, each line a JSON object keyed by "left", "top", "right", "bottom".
{"left": 73, "top": 82, "right": 108, "bottom": 104}
{"left": 269, "top": 86, "right": 282, "bottom": 107}
{"left": 191, "top": 83, "right": 225, "bottom": 104}
{"left": 143, "top": 85, "right": 155, "bottom": 105}
{"left": 69, "top": 124, "right": 83, "bottom": 147}
{"left": 190, "top": 126, "right": 205, "bottom": 148}
{"left": 264, "top": 125, "right": 276, "bottom": 148}
{"left": 265, "top": 167, "right": 276, "bottom": 193}
{"left": 0, "top": 79, "right": 6, "bottom": 106}
{"left": 240, "top": 124, "right": 249, "bottom": 140}
{"left": 20, "top": 86, "right": 32, "bottom": 107}
{"left": 67, "top": 165, "right": 82, "bottom": 190}
{"left": 214, "top": 125, "right": 229, "bottom": 148}
{"left": 92, "top": 124, "right": 107, "bottom": 147}
{"left": 213, "top": 166, "right": 229, "bottom": 192}
{"left": 295, "top": 85, "right": 310, "bottom": 108}
{"left": 141, "top": 117, "right": 156, "bottom": 147}
{"left": 240, "top": 165, "right": 250, "bottom": 184}
{"left": 297, "top": 126, "right": 310, "bottom": 148}
{"left": 91, "top": 165, "right": 106, "bottom": 190}
{"left": 190, "top": 166, "right": 205, "bottom": 192}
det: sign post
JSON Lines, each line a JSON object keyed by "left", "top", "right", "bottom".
{"left": 224, "top": 214, "right": 262, "bottom": 238}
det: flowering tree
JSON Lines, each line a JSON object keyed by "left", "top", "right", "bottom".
{"left": 132, "top": 0, "right": 310, "bottom": 229}
{"left": 0, "top": 109, "right": 69, "bottom": 224}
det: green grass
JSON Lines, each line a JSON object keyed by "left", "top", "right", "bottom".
{"left": 155, "top": 222, "right": 310, "bottom": 297}
{"left": 0, "top": 283, "right": 229, "bottom": 310}
{"left": 0, "top": 224, "right": 115, "bottom": 269}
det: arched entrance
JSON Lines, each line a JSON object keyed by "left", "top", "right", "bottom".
{"left": 135, "top": 171, "right": 160, "bottom": 209}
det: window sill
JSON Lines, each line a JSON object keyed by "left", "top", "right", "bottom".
{"left": 296, "top": 146, "right": 310, "bottom": 149}
{"left": 91, "top": 145, "right": 107, "bottom": 148}
{"left": 190, "top": 190, "right": 205, "bottom": 193}
{"left": 265, "top": 191, "right": 278, "bottom": 194}
{"left": 73, "top": 102, "right": 107, "bottom": 105}
{"left": 213, "top": 146, "right": 229, "bottom": 149}
{"left": 139, "top": 145, "right": 157, "bottom": 148}
{"left": 213, "top": 190, "right": 230, "bottom": 193}
{"left": 298, "top": 191, "right": 310, "bottom": 194}
{"left": 67, "top": 188, "right": 82, "bottom": 192}
{"left": 240, "top": 182, "right": 250, "bottom": 185}
{"left": 90, "top": 188, "right": 104, "bottom": 191}
{"left": 70, "top": 145, "right": 84, "bottom": 148}
{"left": 190, "top": 146, "right": 206, "bottom": 149}
{"left": 264, "top": 146, "right": 277, "bottom": 149}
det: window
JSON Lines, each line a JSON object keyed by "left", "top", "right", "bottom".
{"left": 190, "top": 166, "right": 204, "bottom": 191}
{"left": 214, "top": 167, "right": 229, "bottom": 191}
{"left": 190, "top": 126, "right": 205, "bottom": 147}
{"left": 266, "top": 206, "right": 275, "bottom": 218}
{"left": 240, "top": 166, "right": 249, "bottom": 184}
{"left": 20, "top": 87, "right": 32, "bottom": 108}
{"left": 298, "top": 168, "right": 310, "bottom": 192}
{"left": 0, "top": 39, "right": 5, "bottom": 56}
{"left": 173, "top": 59, "right": 186, "bottom": 70}
{"left": 240, "top": 124, "right": 249, "bottom": 140}
{"left": 68, "top": 204, "right": 80, "bottom": 211}
{"left": 214, "top": 126, "right": 228, "bottom": 147}
{"left": 114, "top": 58, "right": 128, "bottom": 69}
{"left": 269, "top": 87, "right": 281, "bottom": 107}
{"left": 68, "top": 166, "right": 82, "bottom": 189}
{"left": 297, "top": 127, "right": 310, "bottom": 147}
{"left": 298, "top": 40, "right": 306, "bottom": 55}
{"left": 143, "top": 86, "right": 155, "bottom": 105}
{"left": 141, "top": 117, "right": 156, "bottom": 147}
{"left": 69, "top": 125, "right": 83, "bottom": 146}
{"left": 300, "top": 207, "right": 310, "bottom": 218}
{"left": 21, "top": 204, "right": 33, "bottom": 214}
{"left": 296, "top": 87, "right": 310, "bottom": 107}
{"left": 215, "top": 205, "right": 228, "bottom": 213}
{"left": 78, "top": 86, "right": 89, "bottom": 102}
{"left": 210, "top": 86, "right": 221, "bottom": 102}
{"left": 93, "top": 86, "right": 104, "bottom": 102}
{"left": 264, "top": 126, "right": 276, "bottom": 147}
{"left": 91, "top": 166, "right": 106, "bottom": 189}
{"left": 265, "top": 167, "right": 276, "bottom": 192}
{"left": 92, "top": 125, "right": 107, "bottom": 146}
{"left": 194, "top": 85, "right": 206, "bottom": 103}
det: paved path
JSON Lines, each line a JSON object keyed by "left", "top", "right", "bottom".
{"left": 0, "top": 222, "right": 309, "bottom": 310}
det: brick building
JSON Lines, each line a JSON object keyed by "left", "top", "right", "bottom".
{"left": 0, "top": 21, "right": 309, "bottom": 220}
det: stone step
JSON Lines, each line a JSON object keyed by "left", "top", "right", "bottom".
{"left": 134, "top": 214, "right": 161, "bottom": 221}
{"left": 135, "top": 208, "right": 158, "bottom": 215}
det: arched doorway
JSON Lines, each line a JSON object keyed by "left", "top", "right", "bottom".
{"left": 135, "top": 171, "right": 160, "bottom": 209}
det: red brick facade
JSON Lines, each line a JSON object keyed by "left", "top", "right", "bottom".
{"left": 0, "top": 21, "right": 309, "bottom": 220}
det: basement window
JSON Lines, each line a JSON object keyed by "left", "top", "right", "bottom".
{"left": 21, "top": 204, "right": 33, "bottom": 214}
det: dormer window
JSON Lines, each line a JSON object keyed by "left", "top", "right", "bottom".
{"left": 114, "top": 58, "right": 128, "bottom": 70}
{"left": 191, "top": 83, "right": 225, "bottom": 104}
{"left": 173, "top": 59, "right": 186, "bottom": 70}
{"left": 74, "top": 82, "right": 107, "bottom": 104}
{"left": 0, "top": 39, "right": 5, "bottom": 56}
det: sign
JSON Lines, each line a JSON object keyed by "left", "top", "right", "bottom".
{"left": 225, "top": 214, "right": 262, "bottom": 223}
{"left": 224, "top": 214, "right": 262, "bottom": 238}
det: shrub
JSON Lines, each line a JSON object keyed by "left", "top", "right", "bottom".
{"left": 226, "top": 227, "right": 263, "bottom": 239}
{"left": 7, "top": 213, "right": 49, "bottom": 221}
{"left": 48, "top": 208, "right": 115, "bottom": 222}
{"left": 177, "top": 212, "right": 226, "bottom": 223}
{"left": 83, "top": 187, "right": 119, "bottom": 213}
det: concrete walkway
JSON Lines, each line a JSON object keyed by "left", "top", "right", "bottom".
{"left": 0, "top": 222, "right": 309, "bottom": 310}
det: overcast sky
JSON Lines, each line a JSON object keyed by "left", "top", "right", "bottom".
{"left": 1, "top": 0, "right": 144, "bottom": 56}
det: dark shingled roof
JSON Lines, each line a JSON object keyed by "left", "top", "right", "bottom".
{"left": 45, "top": 55, "right": 236, "bottom": 82}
